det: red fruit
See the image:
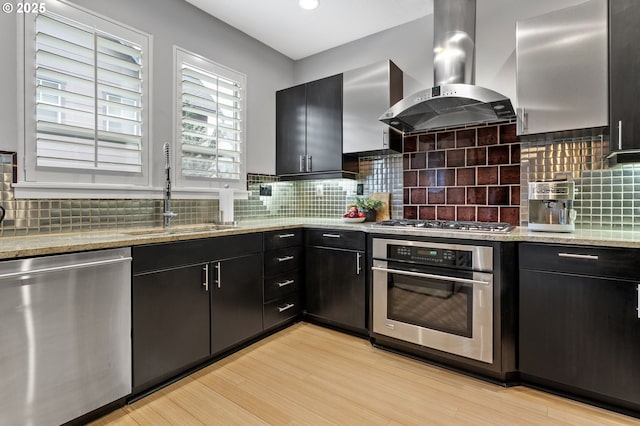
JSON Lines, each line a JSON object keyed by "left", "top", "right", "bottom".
{"left": 358, "top": 212, "right": 365, "bottom": 217}
{"left": 348, "top": 210, "right": 357, "bottom": 218}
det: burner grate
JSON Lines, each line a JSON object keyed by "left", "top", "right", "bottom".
{"left": 373, "top": 219, "right": 513, "bottom": 233}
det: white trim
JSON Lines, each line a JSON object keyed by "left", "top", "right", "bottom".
{"left": 19, "top": 2, "right": 154, "bottom": 195}
{"left": 13, "top": 182, "right": 250, "bottom": 200}
{"left": 173, "top": 45, "right": 247, "bottom": 191}
{"left": 13, "top": 182, "right": 160, "bottom": 199}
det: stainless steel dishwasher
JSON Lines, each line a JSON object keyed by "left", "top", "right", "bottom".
{"left": 0, "top": 247, "right": 132, "bottom": 425}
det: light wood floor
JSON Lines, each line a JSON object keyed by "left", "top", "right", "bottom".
{"left": 92, "top": 322, "right": 640, "bottom": 425}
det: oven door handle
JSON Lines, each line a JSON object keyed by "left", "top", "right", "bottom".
{"left": 371, "top": 266, "right": 490, "bottom": 286}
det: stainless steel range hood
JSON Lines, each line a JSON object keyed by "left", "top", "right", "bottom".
{"left": 380, "top": 0, "right": 516, "bottom": 133}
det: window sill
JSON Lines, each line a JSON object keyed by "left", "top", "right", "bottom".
{"left": 13, "top": 182, "right": 250, "bottom": 200}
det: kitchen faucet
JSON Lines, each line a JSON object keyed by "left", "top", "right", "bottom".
{"left": 162, "top": 142, "right": 177, "bottom": 228}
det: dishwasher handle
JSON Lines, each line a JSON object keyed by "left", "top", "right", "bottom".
{"left": 0, "top": 256, "right": 132, "bottom": 281}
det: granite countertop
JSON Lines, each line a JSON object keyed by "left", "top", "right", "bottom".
{"left": 1, "top": 218, "right": 640, "bottom": 260}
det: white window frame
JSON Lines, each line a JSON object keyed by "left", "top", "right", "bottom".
{"left": 173, "top": 46, "right": 246, "bottom": 193}
{"left": 16, "top": 1, "right": 154, "bottom": 199}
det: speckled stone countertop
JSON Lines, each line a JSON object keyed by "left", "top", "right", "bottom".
{"left": 1, "top": 217, "right": 640, "bottom": 260}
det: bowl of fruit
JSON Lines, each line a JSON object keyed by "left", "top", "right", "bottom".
{"left": 342, "top": 205, "right": 366, "bottom": 223}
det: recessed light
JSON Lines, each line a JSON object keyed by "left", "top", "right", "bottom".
{"left": 299, "top": 0, "right": 319, "bottom": 10}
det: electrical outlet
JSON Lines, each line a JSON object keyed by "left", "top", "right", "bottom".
{"left": 315, "top": 184, "right": 324, "bottom": 197}
{"left": 259, "top": 184, "right": 272, "bottom": 196}
{"left": 356, "top": 184, "right": 364, "bottom": 195}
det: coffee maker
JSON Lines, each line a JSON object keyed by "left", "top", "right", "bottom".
{"left": 528, "top": 181, "right": 576, "bottom": 232}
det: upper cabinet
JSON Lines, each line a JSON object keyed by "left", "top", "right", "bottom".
{"left": 343, "top": 60, "right": 403, "bottom": 154}
{"left": 275, "top": 60, "right": 405, "bottom": 180}
{"left": 608, "top": 0, "right": 640, "bottom": 161}
{"left": 276, "top": 74, "right": 349, "bottom": 180}
{"left": 515, "top": 0, "right": 608, "bottom": 136}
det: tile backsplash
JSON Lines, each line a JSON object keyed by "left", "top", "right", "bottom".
{"left": 235, "top": 155, "right": 404, "bottom": 221}
{"left": 521, "top": 132, "right": 640, "bottom": 230}
{"left": 0, "top": 152, "right": 219, "bottom": 236}
{"left": 3, "top": 127, "right": 640, "bottom": 236}
{"left": 402, "top": 123, "right": 521, "bottom": 226}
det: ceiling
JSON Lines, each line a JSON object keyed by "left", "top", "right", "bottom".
{"left": 184, "top": 0, "right": 433, "bottom": 60}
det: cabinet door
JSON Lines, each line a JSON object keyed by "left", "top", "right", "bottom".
{"left": 515, "top": 0, "right": 607, "bottom": 135}
{"left": 132, "top": 264, "right": 210, "bottom": 392}
{"left": 276, "top": 84, "right": 307, "bottom": 175}
{"left": 211, "top": 253, "right": 264, "bottom": 354}
{"left": 305, "top": 74, "right": 343, "bottom": 173}
{"left": 610, "top": 0, "right": 640, "bottom": 151}
{"left": 519, "top": 269, "right": 640, "bottom": 405}
{"left": 305, "top": 246, "right": 365, "bottom": 330}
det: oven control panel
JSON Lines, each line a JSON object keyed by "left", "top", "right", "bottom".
{"left": 388, "top": 245, "right": 472, "bottom": 267}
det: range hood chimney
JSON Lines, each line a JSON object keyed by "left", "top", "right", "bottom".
{"left": 380, "top": 0, "right": 516, "bottom": 133}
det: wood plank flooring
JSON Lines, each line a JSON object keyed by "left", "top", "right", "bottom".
{"left": 91, "top": 322, "right": 640, "bottom": 425}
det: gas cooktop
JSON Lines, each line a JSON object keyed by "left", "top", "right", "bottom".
{"left": 372, "top": 219, "right": 514, "bottom": 233}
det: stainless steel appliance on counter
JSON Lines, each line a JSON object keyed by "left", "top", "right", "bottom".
{"left": 528, "top": 181, "right": 576, "bottom": 232}
{"left": 371, "top": 238, "right": 494, "bottom": 363}
{"left": 0, "top": 248, "right": 132, "bottom": 425}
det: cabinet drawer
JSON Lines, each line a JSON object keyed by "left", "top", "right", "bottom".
{"left": 305, "top": 229, "right": 365, "bottom": 251}
{"left": 519, "top": 243, "right": 640, "bottom": 280}
{"left": 264, "top": 247, "right": 303, "bottom": 276}
{"left": 264, "top": 229, "right": 303, "bottom": 251}
{"left": 264, "top": 293, "right": 301, "bottom": 330}
{"left": 264, "top": 270, "right": 301, "bottom": 302}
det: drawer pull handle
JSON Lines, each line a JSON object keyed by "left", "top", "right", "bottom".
{"left": 278, "top": 233, "right": 296, "bottom": 238}
{"left": 278, "top": 303, "right": 295, "bottom": 313}
{"left": 322, "top": 233, "right": 342, "bottom": 238}
{"left": 277, "top": 255, "right": 295, "bottom": 262}
{"left": 637, "top": 284, "right": 640, "bottom": 319}
{"left": 558, "top": 253, "right": 599, "bottom": 261}
{"left": 277, "top": 279, "right": 295, "bottom": 287}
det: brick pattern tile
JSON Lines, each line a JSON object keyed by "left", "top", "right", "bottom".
{"left": 402, "top": 123, "right": 520, "bottom": 226}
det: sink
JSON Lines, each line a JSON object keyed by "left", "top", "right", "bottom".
{"left": 123, "top": 224, "right": 237, "bottom": 236}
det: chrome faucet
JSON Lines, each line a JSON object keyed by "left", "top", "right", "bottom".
{"left": 162, "top": 142, "right": 178, "bottom": 228}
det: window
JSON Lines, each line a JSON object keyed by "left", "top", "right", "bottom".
{"left": 175, "top": 48, "right": 245, "bottom": 188}
{"left": 19, "top": 3, "right": 150, "bottom": 195}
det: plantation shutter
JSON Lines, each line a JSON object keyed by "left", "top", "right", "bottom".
{"left": 180, "top": 61, "right": 243, "bottom": 181}
{"left": 35, "top": 13, "right": 143, "bottom": 172}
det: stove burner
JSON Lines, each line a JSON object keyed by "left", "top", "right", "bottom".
{"left": 374, "top": 219, "right": 513, "bottom": 233}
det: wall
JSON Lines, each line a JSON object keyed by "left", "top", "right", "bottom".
{"left": 0, "top": 0, "right": 294, "bottom": 177}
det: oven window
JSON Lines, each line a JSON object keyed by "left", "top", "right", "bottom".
{"left": 386, "top": 267, "right": 473, "bottom": 338}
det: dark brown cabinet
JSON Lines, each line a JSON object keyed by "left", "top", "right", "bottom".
{"left": 131, "top": 233, "right": 264, "bottom": 394}
{"left": 609, "top": 0, "right": 640, "bottom": 159}
{"left": 304, "top": 229, "right": 366, "bottom": 334}
{"left": 132, "top": 247, "right": 210, "bottom": 393}
{"left": 263, "top": 229, "right": 303, "bottom": 329}
{"left": 519, "top": 243, "right": 640, "bottom": 412}
{"left": 276, "top": 74, "right": 345, "bottom": 179}
{"left": 210, "top": 253, "right": 264, "bottom": 355}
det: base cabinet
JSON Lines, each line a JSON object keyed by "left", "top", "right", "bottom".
{"left": 263, "top": 230, "right": 303, "bottom": 329}
{"left": 210, "top": 253, "right": 264, "bottom": 355}
{"left": 132, "top": 233, "right": 263, "bottom": 394}
{"left": 519, "top": 243, "right": 640, "bottom": 411}
{"left": 132, "top": 263, "right": 210, "bottom": 393}
{"left": 305, "top": 229, "right": 366, "bottom": 333}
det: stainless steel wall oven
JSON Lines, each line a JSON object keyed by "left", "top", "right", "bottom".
{"left": 371, "top": 237, "right": 512, "bottom": 372}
